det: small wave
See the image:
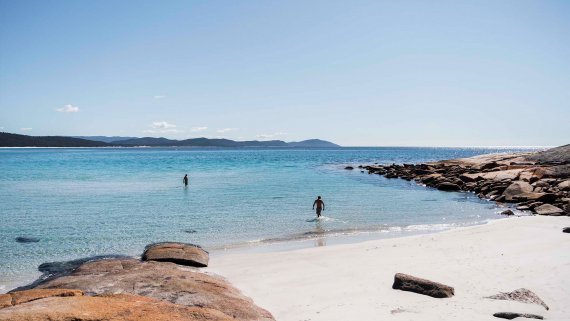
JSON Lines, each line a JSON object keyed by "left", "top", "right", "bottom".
{"left": 305, "top": 215, "right": 337, "bottom": 222}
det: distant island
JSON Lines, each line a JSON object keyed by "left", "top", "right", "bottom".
{"left": 0, "top": 132, "right": 340, "bottom": 148}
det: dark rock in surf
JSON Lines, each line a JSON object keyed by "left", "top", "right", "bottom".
{"left": 15, "top": 237, "right": 40, "bottom": 243}
{"left": 344, "top": 166, "right": 354, "bottom": 170}
{"left": 500, "top": 209, "right": 514, "bottom": 216}
{"left": 436, "top": 182, "right": 461, "bottom": 191}
{"left": 392, "top": 273, "right": 454, "bottom": 298}
{"left": 142, "top": 242, "right": 209, "bottom": 267}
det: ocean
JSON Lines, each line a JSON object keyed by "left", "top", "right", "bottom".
{"left": 0, "top": 146, "right": 541, "bottom": 292}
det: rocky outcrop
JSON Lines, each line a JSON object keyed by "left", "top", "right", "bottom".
{"left": 0, "top": 293, "right": 234, "bottom": 321}
{"left": 29, "top": 258, "right": 274, "bottom": 321}
{"left": 486, "top": 288, "right": 549, "bottom": 310}
{"left": 493, "top": 312, "right": 544, "bottom": 320}
{"left": 360, "top": 145, "right": 570, "bottom": 216}
{"left": 142, "top": 242, "right": 209, "bottom": 267}
{"left": 392, "top": 273, "right": 454, "bottom": 298}
{"left": 524, "top": 144, "right": 570, "bottom": 164}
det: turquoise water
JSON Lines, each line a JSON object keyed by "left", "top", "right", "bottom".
{"left": 0, "top": 147, "right": 539, "bottom": 291}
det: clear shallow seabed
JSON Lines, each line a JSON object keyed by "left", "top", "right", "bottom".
{"left": 0, "top": 147, "right": 541, "bottom": 292}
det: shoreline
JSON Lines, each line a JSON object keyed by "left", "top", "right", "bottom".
{"left": 3, "top": 212, "right": 508, "bottom": 294}
{"left": 208, "top": 215, "right": 570, "bottom": 321}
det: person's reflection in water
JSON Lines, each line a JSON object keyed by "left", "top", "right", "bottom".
{"left": 313, "top": 219, "right": 327, "bottom": 247}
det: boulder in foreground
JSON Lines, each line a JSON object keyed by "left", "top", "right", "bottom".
{"left": 486, "top": 288, "right": 549, "bottom": 310}
{"left": 563, "top": 227, "right": 570, "bottom": 233}
{"left": 143, "top": 242, "right": 209, "bottom": 267}
{"left": 392, "top": 273, "right": 454, "bottom": 298}
{"left": 0, "top": 293, "right": 233, "bottom": 321}
{"left": 32, "top": 258, "right": 275, "bottom": 321}
{"left": 493, "top": 312, "right": 543, "bottom": 320}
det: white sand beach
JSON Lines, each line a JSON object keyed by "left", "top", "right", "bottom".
{"left": 209, "top": 216, "right": 570, "bottom": 321}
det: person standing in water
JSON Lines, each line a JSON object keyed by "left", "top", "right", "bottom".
{"left": 312, "top": 196, "right": 325, "bottom": 218}
{"left": 183, "top": 174, "right": 189, "bottom": 187}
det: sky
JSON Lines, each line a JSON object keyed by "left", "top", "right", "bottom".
{"left": 1, "top": 0, "right": 569, "bottom": 146}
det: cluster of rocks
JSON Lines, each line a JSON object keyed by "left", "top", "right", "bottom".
{"left": 392, "top": 273, "right": 549, "bottom": 319}
{"left": 0, "top": 242, "right": 275, "bottom": 321}
{"left": 358, "top": 145, "right": 570, "bottom": 216}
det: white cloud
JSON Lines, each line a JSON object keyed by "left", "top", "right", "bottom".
{"left": 143, "top": 121, "right": 182, "bottom": 134}
{"left": 256, "top": 132, "right": 288, "bottom": 139}
{"left": 191, "top": 126, "right": 208, "bottom": 132}
{"left": 152, "top": 121, "right": 176, "bottom": 129}
{"left": 20, "top": 128, "right": 32, "bottom": 131}
{"left": 153, "top": 95, "right": 165, "bottom": 99}
{"left": 216, "top": 128, "right": 238, "bottom": 133}
{"left": 56, "top": 104, "right": 79, "bottom": 113}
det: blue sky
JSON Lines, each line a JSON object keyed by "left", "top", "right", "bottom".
{"left": 1, "top": 0, "right": 569, "bottom": 146}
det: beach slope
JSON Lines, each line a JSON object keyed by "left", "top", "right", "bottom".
{"left": 208, "top": 216, "right": 570, "bottom": 321}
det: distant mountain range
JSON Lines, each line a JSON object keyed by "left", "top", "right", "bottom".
{"left": 0, "top": 132, "right": 340, "bottom": 148}
{"left": 73, "top": 136, "right": 138, "bottom": 143}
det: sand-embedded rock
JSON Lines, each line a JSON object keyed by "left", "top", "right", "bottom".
{"left": 502, "top": 181, "right": 533, "bottom": 202}
{"left": 143, "top": 242, "right": 209, "bottom": 267}
{"left": 500, "top": 209, "right": 514, "bottom": 216}
{"left": 534, "top": 204, "right": 564, "bottom": 216}
{"left": 0, "top": 289, "right": 83, "bottom": 309}
{"left": 486, "top": 288, "right": 549, "bottom": 310}
{"left": 493, "top": 312, "right": 543, "bottom": 320}
{"left": 32, "top": 258, "right": 275, "bottom": 321}
{"left": 0, "top": 293, "right": 233, "bottom": 321}
{"left": 563, "top": 227, "right": 570, "bottom": 233}
{"left": 392, "top": 273, "right": 454, "bottom": 298}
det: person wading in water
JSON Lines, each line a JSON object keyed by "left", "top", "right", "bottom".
{"left": 183, "top": 174, "right": 189, "bottom": 187}
{"left": 312, "top": 196, "right": 325, "bottom": 218}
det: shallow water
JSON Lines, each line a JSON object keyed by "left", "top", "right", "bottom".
{"left": 0, "top": 146, "right": 540, "bottom": 291}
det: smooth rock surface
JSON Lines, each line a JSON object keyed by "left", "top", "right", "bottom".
{"left": 558, "top": 180, "right": 570, "bottom": 191}
{"left": 143, "top": 242, "right": 209, "bottom": 267}
{"left": 392, "top": 273, "right": 454, "bottom": 298}
{"left": 534, "top": 204, "right": 565, "bottom": 216}
{"left": 0, "top": 289, "right": 83, "bottom": 309}
{"left": 32, "top": 258, "right": 274, "bottom": 321}
{"left": 0, "top": 293, "right": 233, "bottom": 321}
{"left": 502, "top": 181, "right": 533, "bottom": 202}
